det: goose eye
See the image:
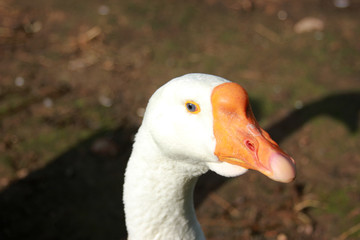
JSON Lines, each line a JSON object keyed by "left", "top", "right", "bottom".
{"left": 185, "top": 101, "right": 200, "bottom": 114}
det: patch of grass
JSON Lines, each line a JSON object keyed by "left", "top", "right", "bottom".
{"left": 177, "top": 6, "right": 196, "bottom": 28}
{"left": 203, "top": 56, "right": 220, "bottom": 73}
{"left": 0, "top": 156, "right": 14, "bottom": 173}
{"left": 322, "top": 189, "right": 351, "bottom": 217}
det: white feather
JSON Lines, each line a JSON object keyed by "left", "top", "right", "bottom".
{"left": 123, "top": 73, "right": 248, "bottom": 239}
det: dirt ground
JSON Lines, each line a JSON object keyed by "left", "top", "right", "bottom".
{"left": 0, "top": 0, "right": 359, "bottom": 239}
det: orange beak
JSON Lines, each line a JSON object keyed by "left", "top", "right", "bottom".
{"left": 211, "top": 82, "right": 296, "bottom": 183}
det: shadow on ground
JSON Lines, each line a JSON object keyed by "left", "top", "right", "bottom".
{"left": 0, "top": 92, "right": 359, "bottom": 240}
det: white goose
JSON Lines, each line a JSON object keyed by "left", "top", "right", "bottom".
{"left": 123, "top": 73, "right": 296, "bottom": 240}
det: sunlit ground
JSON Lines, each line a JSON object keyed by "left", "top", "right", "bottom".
{"left": 0, "top": 0, "right": 359, "bottom": 239}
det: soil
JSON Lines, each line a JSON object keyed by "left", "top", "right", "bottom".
{"left": 0, "top": 0, "right": 359, "bottom": 239}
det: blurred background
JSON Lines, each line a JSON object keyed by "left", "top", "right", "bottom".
{"left": 0, "top": 0, "right": 359, "bottom": 239}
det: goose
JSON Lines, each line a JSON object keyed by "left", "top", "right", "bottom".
{"left": 123, "top": 73, "right": 296, "bottom": 240}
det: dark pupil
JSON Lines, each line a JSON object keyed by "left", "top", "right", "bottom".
{"left": 187, "top": 103, "right": 196, "bottom": 112}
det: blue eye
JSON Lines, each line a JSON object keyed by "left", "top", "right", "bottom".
{"left": 186, "top": 103, "right": 196, "bottom": 112}
{"left": 185, "top": 101, "right": 200, "bottom": 114}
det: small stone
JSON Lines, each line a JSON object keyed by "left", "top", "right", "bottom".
{"left": 99, "top": 96, "right": 112, "bottom": 107}
{"left": 16, "top": 169, "right": 29, "bottom": 179}
{"left": 43, "top": 98, "right": 53, "bottom": 108}
{"left": 333, "top": 0, "right": 350, "bottom": 8}
{"left": 31, "top": 21, "right": 42, "bottom": 33}
{"left": 294, "top": 17, "right": 324, "bottom": 34}
{"left": 98, "top": 5, "right": 110, "bottom": 15}
{"left": 0, "top": 178, "right": 9, "bottom": 187}
{"left": 294, "top": 100, "right": 303, "bottom": 109}
{"left": 136, "top": 107, "right": 146, "bottom": 117}
{"left": 15, "top": 76, "right": 25, "bottom": 87}
{"left": 277, "top": 233, "right": 288, "bottom": 240}
{"left": 277, "top": 10, "right": 288, "bottom": 21}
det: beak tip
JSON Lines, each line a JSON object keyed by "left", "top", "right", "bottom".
{"left": 269, "top": 153, "right": 296, "bottom": 183}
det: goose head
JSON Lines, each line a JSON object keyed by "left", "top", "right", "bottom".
{"left": 141, "top": 73, "right": 295, "bottom": 182}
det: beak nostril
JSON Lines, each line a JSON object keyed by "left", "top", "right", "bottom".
{"left": 245, "top": 140, "right": 255, "bottom": 152}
